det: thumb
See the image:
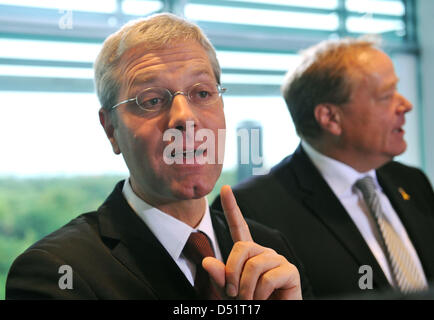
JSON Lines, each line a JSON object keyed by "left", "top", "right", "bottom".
{"left": 202, "top": 257, "right": 226, "bottom": 289}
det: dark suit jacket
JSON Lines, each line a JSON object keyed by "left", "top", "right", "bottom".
{"left": 212, "top": 145, "right": 434, "bottom": 298}
{"left": 6, "top": 180, "right": 312, "bottom": 299}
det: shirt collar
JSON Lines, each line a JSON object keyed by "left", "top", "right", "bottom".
{"left": 122, "top": 178, "right": 219, "bottom": 261}
{"left": 301, "top": 140, "right": 380, "bottom": 196}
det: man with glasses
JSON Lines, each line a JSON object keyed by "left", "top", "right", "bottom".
{"left": 6, "top": 13, "right": 309, "bottom": 300}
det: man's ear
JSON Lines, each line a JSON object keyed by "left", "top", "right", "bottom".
{"left": 99, "top": 108, "right": 121, "bottom": 155}
{"left": 313, "top": 103, "right": 342, "bottom": 136}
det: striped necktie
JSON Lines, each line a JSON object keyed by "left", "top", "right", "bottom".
{"left": 355, "top": 176, "right": 427, "bottom": 293}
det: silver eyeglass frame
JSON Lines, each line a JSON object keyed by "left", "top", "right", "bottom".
{"left": 110, "top": 82, "right": 227, "bottom": 111}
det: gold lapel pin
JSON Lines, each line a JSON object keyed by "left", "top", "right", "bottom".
{"left": 398, "top": 187, "right": 411, "bottom": 200}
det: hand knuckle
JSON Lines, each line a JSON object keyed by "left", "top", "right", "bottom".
{"left": 234, "top": 241, "right": 249, "bottom": 251}
{"left": 260, "top": 272, "right": 275, "bottom": 288}
{"left": 265, "top": 248, "right": 277, "bottom": 255}
{"left": 245, "top": 258, "right": 260, "bottom": 272}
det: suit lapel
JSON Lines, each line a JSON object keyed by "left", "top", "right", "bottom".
{"left": 377, "top": 167, "right": 434, "bottom": 280}
{"left": 97, "top": 181, "right": 197, "bottom": 299}
{"left": 210, "top": 209, "right": 233, "bottom": 263}
{"left": 285, "top": 146, "right": 390, "bottom": 288}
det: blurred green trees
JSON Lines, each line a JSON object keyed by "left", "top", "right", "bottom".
{"left": 0, "top": 170, "right": 236, "bottom": 299}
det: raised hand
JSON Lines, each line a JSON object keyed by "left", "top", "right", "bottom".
{"left": 203, "top": 185, "right": 302, "bottom": 300}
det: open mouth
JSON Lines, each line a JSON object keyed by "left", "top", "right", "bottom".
{"left": 170, "top": 149, "right": 206, "bottom": 159}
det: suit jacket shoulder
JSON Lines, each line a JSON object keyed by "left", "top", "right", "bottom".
{"left": 6, "top": 182, "right": 193, "bottom": 300}
{"left": 6, "top": 212, "right": 103, "bottom": 299}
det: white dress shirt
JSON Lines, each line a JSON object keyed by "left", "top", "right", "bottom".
{"left": 122, "top": 178, "right": 223, "bottom": 286}
{"left": 302, "top": 140, "right": 427, "bottom": 286}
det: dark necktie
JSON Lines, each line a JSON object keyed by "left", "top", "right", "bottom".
{"left": 355, "top": 176, "right": 427, "bottom": 293}
{"left": 183, "top": 231, "right": 221, "bottom": 299}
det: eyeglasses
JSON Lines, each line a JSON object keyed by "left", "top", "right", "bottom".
{"left": 111, "top": 82, "right": 226, "bottom": 113}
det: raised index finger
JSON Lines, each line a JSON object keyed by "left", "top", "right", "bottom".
{"left": 220, "top": 185, "right": 253, "bottom": 242}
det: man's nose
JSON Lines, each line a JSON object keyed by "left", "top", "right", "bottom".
{"left": 397, "top": 92, "right": 413, "bottom": 113}
{"left": 167, "top": 93, "right": 199, "bottom": 131}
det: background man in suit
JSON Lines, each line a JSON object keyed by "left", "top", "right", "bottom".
{"left": 213, "top": 37, "right": 434, "bottom": 298}
{"left": 6, "top": 13, "right": 309, "bottom": 300}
